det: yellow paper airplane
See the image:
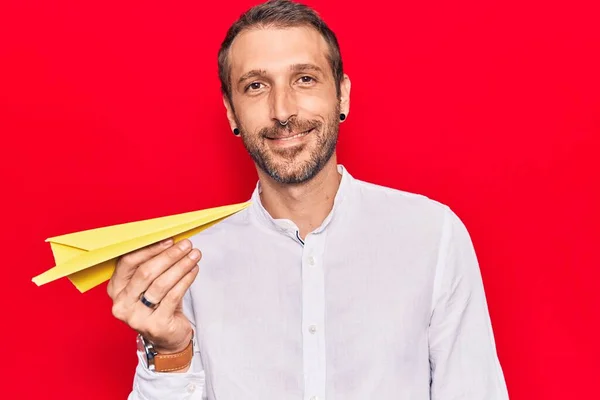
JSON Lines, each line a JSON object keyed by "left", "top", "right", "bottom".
{"left": 32, "top": 202, "right": 251, "bottom": 293}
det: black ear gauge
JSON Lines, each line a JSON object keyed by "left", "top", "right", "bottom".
{"left": 340, "top": 113, "right": 346, "bottom": 121}
{"left": 233, "top": 128, "right": 240, "bottom": 136}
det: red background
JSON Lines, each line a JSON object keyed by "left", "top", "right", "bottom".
{"left": 1, "top": 0, "right": 599, "bottom": 398}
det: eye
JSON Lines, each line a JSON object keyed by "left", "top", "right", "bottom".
{"left": 246, "top": 82, "right": 265, "bottom": 92}
{"left": 297, "top": 76, "right": 316, "bottom": 84}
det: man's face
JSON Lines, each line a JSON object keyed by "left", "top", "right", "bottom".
{"left": 225, "top": 26, "right": 348, "bottom": 184}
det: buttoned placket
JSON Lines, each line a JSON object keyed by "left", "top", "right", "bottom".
{"left": 274, "top": 223, "right": 328, "bottom": 400}
{"left": 300, "top": 229, "right": 327, "bottom": 400}
{"left": 249, "top": 165, "right": 351, "bottom": 400}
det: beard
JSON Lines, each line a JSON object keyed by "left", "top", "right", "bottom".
{"left": 237, "top": 105, "right": 340, "bottom": 184}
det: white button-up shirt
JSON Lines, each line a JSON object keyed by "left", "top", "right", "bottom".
{"left": 129, "top": 165, "right": 509, "bottom": 400}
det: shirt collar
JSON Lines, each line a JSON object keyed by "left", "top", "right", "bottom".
{"left": 249, "top": 164, "right": 353, "bottom": 235}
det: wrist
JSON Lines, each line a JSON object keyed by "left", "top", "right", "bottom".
{"left": 137, "top": 333, "right": 194, "bottom": 373}
{"left": 154, "top": 330, "right": 193, "bottom": 354}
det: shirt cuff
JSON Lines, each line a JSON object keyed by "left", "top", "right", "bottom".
{"left": 132, "top": 351, "right": 205, "bottom": 400}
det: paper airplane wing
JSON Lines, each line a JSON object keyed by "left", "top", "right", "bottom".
{"left": 32, "top": 202, "right": 251, "bottom": 292}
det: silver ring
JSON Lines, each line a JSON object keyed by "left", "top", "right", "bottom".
{"left": 140, "top": 292, "right": 159, "bottom": 310}
{"left": 279, "top": 119, "right": 289, "bottom": 126}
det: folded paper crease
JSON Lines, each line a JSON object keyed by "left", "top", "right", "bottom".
{"left": 32, "top": 202, "right": 251, "bottom": 292}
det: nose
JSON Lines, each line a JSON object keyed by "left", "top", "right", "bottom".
{"left": 269, "top": 85, "right": 297, "bottom": 125}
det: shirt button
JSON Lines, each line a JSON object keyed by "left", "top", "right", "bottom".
{"left": 308, "top": 256, "right": 315, "bottom": 266}
{"left": 186, "top": 383, "right": 196, "bottom": 393}
{"left": 308, "top": 325, "right": 317, "bottom": 334}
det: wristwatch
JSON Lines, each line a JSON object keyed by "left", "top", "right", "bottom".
{"left": 136, "top": 334, "right": 194, "bottom": 372}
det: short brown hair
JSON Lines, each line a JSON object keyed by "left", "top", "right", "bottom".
{"left": 218, "top": 0, "right": 344, "bottom": 104}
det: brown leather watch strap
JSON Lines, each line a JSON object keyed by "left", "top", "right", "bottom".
{"left": 153, "top": 340, "right": 194, "bottom": 372}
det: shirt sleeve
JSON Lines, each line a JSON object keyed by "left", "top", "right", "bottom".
{"left": 128, "top": 290, "right": 207, "bottom": 400}
{"left": 428, "top": 206, "right": 510, "bottom": 399}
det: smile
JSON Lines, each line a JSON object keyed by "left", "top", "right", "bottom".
{"left": 269, "top": 128, "right": 314, "bottom": 141}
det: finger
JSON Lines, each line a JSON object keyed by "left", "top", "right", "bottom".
{"left": 109, "top": 238, "right": 174, "bottom": 296}
{"left": 127, "top": 257, "right": 199, "bottom": 334}
{"left": 154, "top": 263, "right": 199, "bottom": 317}
{"left": 141, "top": 248, "right": 202, "bottom": 306}
{"left": 120, "top": 239, "right": 194, "bottom": 303}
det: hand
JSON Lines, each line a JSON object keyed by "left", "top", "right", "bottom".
{"left": 107, "top": 238, "right": 201, "bottom": 354}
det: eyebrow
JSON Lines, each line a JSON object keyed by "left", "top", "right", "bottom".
{"left": 238, "top": 69, "right": 268, "bottom": 85}
{"left": 289, "top": 63, "right": 324, "bottom": 74}
{"left": 237, "top": 63, "right": 325, "bottom": 85}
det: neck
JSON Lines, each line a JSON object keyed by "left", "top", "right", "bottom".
{"left": 257, "top": 156, "right": 342, "bottom": 239}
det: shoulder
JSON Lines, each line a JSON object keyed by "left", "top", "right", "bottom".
{"left": 350, "top": 177, "right": 452, "bottom": 224}
{"left": 348, "top": 177, "right": 474, "bottom": 244}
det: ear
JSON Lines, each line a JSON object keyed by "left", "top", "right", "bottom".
{"left": 339, "top": 74, "right": 351, "bottom": 119}
{"left": 222, "top": 95, "right": 237, "bottom": 130}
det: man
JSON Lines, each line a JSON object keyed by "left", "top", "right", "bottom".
{"left": 108, "top": 0, "right": 510, "bottom": 399}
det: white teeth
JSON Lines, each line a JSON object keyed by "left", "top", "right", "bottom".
{"left": 279, "top": 130, "right": 311, "bottom": 141}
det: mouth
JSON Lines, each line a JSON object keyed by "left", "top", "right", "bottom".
{"left": 267, "top": 127, "right": 315, "bottom": 141}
